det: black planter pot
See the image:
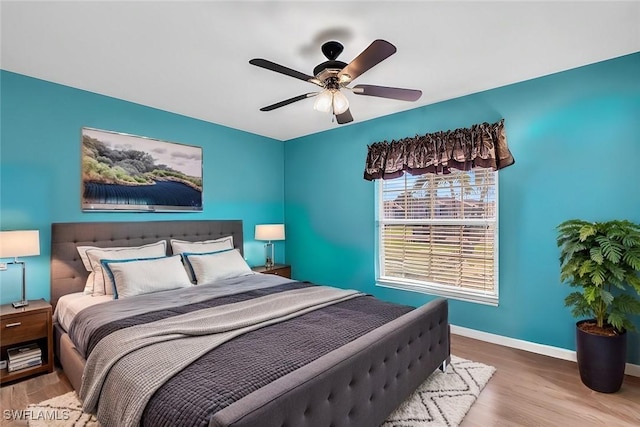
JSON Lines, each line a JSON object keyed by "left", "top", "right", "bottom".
{"left": 575, "top": 319, "right": 627, "bottom": 393}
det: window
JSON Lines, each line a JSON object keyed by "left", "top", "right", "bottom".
{"left": 376, "top": 168, "right": 498, "bottom": 305}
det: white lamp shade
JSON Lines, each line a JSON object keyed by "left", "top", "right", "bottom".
{"left": 332, "top": 90, "right": 349, "bottom": 114}
{"left": 313, "top": 90, "right": 333, "bottom": 113}
{"left": 255, "top": 224, "right": 285, "bottom": 241}
{"left": 0, "top": 230, "right": 41, "bottom": 258}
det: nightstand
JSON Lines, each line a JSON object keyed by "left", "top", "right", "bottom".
{"left": 252, "top": 264, "right": 291, "bottom": 279}
{"left": 0, "top": 299, "right": 53, "bottom": 384}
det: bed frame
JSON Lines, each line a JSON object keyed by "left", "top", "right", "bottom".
{"left": 50, "top": 220, "right": 450, "bottom": 427}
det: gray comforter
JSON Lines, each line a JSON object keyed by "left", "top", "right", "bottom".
{"left": 80, "top": 285, "right": 361, "bottom": 427}
{"left": 69, "top": 275, "right": 414, "bottom": 427}
{"left": 69, "top": 273, "right": 294, "bottom": 358}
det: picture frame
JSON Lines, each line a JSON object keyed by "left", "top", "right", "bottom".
{"left": 81, "top": 127, "right": 203, "bottom": 212}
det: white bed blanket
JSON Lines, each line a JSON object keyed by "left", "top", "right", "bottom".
{"left": 53, "top": 293, "right": 112, "bottom": 331}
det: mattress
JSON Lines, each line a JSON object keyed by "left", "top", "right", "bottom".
{"left": 53, "top": 292, "right": 112, "bottom": 331}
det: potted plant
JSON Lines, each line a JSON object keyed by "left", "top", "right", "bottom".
{"left": 557, "top": 219, "right": 640, "bottom": 392}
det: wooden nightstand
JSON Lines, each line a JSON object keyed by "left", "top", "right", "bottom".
{"left": 0, "top": 299, "right": 53, "bottom": 385}
{"left": 252, "top": 264, "right": 291, "bottom": 279}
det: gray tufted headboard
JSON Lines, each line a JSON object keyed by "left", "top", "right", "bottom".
{"left": 50, "top": 220, "right": 243, "bottom": 308}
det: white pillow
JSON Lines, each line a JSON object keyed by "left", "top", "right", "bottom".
{"left": 77, "top": 246, "right": 98, "bottom": 272}
{"left": 82, "top": 272, "right": 95, "bottom": 295}
{"left": 171, "top": 236, "right": 234, "bottom": 282}
{"left": 102, "top": 255, "right": 192, "bottom": 299}
{"left": 77, "top": 245, "right": 101, "bottom": 295}
{"left": 170, "top": 236, "right": 234, "bottom": 255}
{"left": 85, "top": 241, "right": 167, "bottom": 296}
{"left": 183, "top": 249, "right": 253, "bottom": 285}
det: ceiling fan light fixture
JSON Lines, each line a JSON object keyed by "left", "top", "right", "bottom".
{"left": 314, "top": 89, "right": 349, "bottom": 115}
{"left": 313, "top": 90, "right": 334, "bottom": 113}
{"left": 332, "top": 90, "right": 349, "bottom": 114}
{"left": 338, "top": 74, "right": 351, "bottom": 84}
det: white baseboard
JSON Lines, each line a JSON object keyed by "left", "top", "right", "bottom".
{"left": 450, "top": 324, "right": 640, "bottom": 378}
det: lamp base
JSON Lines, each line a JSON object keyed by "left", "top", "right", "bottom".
{"left": 264, "top": 241, "right": 274, "bottom": 269}
{"left": 12, "top": 300, "right": 29, "bottom": 308}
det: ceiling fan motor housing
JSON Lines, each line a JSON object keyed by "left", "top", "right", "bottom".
{"left": 314, "top": 41, "right": 348, "bottom": 82}
{"left": 313, "top": 60, "right": 348, "bottom": 81}
{"left": 321, "top": 40, "right": 344, "bottom": 60}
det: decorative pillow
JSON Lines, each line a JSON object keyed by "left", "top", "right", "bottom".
{"left": 171, "top": 236, "right": 234, "bottom": 282}
{"left": 170, "top": 236, "right": 234, "bottom": 255}
{"left": 101, "top": 255, "right": 191, "bottom": 299}
{"left": 77, "top": 245, "right": 102, "bottom": 295}
{"left": 81, "top": 272, "right": 96, "bottom": 295}
{"left": 182, "top": 249, "right": 253, "bottom": 285}
{"left": 77, "top": 245, "right": 99, "bottom": 272}
{"left": 85, "top": 241, "right": 167, "bottom": 296}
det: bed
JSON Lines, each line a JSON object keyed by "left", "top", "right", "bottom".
{"left": 50, "top": 220, "right": 450, "bottom": 427}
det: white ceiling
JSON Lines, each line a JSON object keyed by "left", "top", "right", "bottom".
{"left": 1, "top": 1, "right": 639, "bottom": 141}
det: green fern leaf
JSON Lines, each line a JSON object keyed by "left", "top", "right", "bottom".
{"left": 561, "top": 242, "right": 587, "bottom": 263}
{"left": 590, "top": 247, "right": 604, "bottom": 265}
{"left": 598, "top": 236, "right": 623, "bottom": 263}
{"left": 578, "top": 260, "right": 594, "bottom": 278}
{"left": 564, "top": 292, "right": 592, "bottom": 318}
{"left": 599, "top": 288, "right": 614, "bottom": 306}
{"left": 622, "top": 234, "right": 640, "bottom": 248}
{"left": 558, "top": 220, "right": 589, "bottom": 234}
{"left": 626, "top": 274, "right": 640, "bottom": 293}
{"left": 564, "top": 292, "right": 584, "bottom": 307}
{"left": 609, "top": 227, "right": 629, "bottom": 242}
{"left": 622, "top": 319, "right": 636, "bottom": 332}
{"left": 606, "top": 311, "right": 625, "bottom": 332}
{"left": 613, "top": 294, "right": 640, "bottom": 315}
{"left": 622, "top": 248, "right": 640, "bottom": 270}
{"left": 595, "top": 235, "right": 610, "bottom": 248}
{"left": 579, "top": 224, "right": 597, "bottom": 241}
{"left": 584, "top": 286, "right": 599, "bottom": 304}
{"left": 611, "top": 243, "right": 624, "bottom": 263}
{"left": 590, "top": 265, "right": 606, "bottom": 286}
{"left": 604, "top": 261, "right": 626, "bottom": 284}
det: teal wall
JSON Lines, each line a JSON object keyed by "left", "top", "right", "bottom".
{"left": 284, "top": 53, "right": 640, "bottom": 364}
{"left": 0, "top": 71, "right": 285, "bottom": 304}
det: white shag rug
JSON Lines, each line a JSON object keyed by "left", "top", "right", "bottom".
{"left": 383, "top": 355, "right": 496, "bottom": 426}
{"left": 27, "top": 355, "right": 494, "bottom": 427}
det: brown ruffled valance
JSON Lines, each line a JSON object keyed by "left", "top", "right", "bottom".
{"left": 363, "top": 119, "right": 515, "bottom": 180}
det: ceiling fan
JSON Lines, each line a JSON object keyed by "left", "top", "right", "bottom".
{"left": 249, "top": 39, "right": 422, "bottom": 124}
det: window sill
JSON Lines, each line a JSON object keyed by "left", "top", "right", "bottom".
{"left": 376, "top": 277, "right": 499, "bottom": 306}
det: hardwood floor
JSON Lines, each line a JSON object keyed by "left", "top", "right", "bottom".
{"left": 1, "top": 334, "right": 639, "bottom": 426}
{"left": 453, "top": 335, "right": 640, "bottom": 427}
{"left": 0, "top": 368, "right": 72, "bottom": 427}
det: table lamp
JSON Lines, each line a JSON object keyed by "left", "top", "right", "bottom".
{"left": 255, "top": 224, "right": 285, "bottom": 268}
{"left": 0, "top": 230, "right": 41, "bottom": 308}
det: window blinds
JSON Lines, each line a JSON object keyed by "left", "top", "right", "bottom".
{"left": 378, "top": 168, "right": 498, "bottom": 301}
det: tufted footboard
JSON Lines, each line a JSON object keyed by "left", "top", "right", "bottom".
{"left": 210, "top": 297, "right": 450, "bottom": 427}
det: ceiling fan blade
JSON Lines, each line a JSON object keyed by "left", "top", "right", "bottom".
{"left": 337, "top": 40, "right": 396, "bottom": 83}
{"left": 335, "top": 109, "right": 353, "bottom": 124}
{"left": 352, "top": 84, "right": 422, "bottom": 101}
{"left": 250, "top": 59, "right": 322, "bottom": 85}
{"left": 260, "top": 93, "right": 317, "bottom": 112}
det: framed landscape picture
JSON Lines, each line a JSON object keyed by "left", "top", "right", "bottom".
{"left": 81, "top": 128, "right": 203, "bottom": 212}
